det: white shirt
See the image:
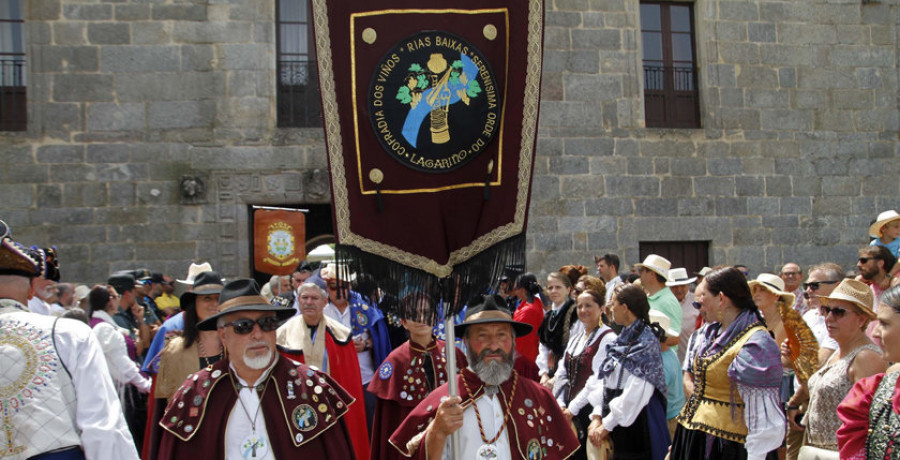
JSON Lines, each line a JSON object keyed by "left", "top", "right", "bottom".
{"left": 605, "top": 277, "right": 625, "bottom": 303}
{"left": 324, "top": 302, "right": 375, "bottom": 384}
{"left": 224, "top": 360, "right": 277, "bottom": 460}
{"left": 91, "top": 311, "right": 152, "bottom": 393}
{"left": 554, "top": 325, "right": 617, "bottom": 415}
{"left": 441, "top": 391, "right": 512, "bottom": 460}
{"left": 588, "top": 366, "right": 655, "bottom": 431}
{"left": 0, "top": 301, "right": 139, "bottom": 460}
{"left": 677, "top": 292, "right": 698, "bottom": 363}
{"left": 802, "top": 308, "right": 839, "bottom": 351}
{"left": 28, "top": 296, "right": 52, "bottom": 315}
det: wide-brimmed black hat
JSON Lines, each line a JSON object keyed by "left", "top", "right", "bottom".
{"left": 197, "top": 278, "right": 295, "bottom": 331}
{"left": 454, "top": 294, "right": 533, "bottom": 337}
{"left": 179, "top": 271, "right": 225, "bottom": 311}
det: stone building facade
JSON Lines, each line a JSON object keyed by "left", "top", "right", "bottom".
{"left": 0, "top": 0, "right": 897, "bottom": 284}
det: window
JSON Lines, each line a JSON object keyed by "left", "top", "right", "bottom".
{"left": 0, "top": 0, "right": 26, "bottom": 131}
{"left": 641, "top": 2, "right": 700, "bottom": 129}
{"left": 276, "top": 0, "right": 321, "bottom": 127}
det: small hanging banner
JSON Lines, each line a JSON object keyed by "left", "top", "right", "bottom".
{"left": 253, "top": 208, "right": 306, "bottom": 275}
{"left": 313, "top": 0, "right": 543, "bottom": 318}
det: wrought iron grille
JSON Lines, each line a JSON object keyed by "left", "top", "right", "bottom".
{"left": 277, "top": 60, "right": 322, "bottom": 128}
{"left": 0, "top": 58, "right": 26, "bottom": 131}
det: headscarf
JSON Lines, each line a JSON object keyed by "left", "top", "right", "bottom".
{"left": 598, "top": 319, "right": 666, "bottom": 396}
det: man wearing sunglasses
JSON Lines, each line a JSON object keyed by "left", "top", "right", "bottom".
{"left": 157, "top": 278, "right": 357, "bottom": 459}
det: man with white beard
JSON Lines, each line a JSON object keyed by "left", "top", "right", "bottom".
{"left": 156, "top": 279, "right": 357, "bottom": 459}
{"left": 390, "top": 294, "right": 579, "bottom": 459}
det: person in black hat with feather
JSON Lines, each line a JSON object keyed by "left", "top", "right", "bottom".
{"left": 157, "top": 278, "right": 356, "bottom": 459}
{"left": 390, "top": 294, "right": 579, "bottom": 459}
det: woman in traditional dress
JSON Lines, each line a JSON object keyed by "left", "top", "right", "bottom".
{"left": 788, "top": 279, "right": 885, "bottom": 458}
{"left": 837, "top": 285, "right": 900, "bottom": 459}
{"left": 586, "top": 284, "right": 669, "bottom": 460}
{"left": 538, "top": 271, "right": 580, "bottom": 389}
{"left": 512, "top": 272, "right": 545, "bottom": 363}
{"left": 671, "top": 267, "right": 785, "bottom": 460}
{"left": 143, "top": 271, "right": 224, "bottom": 460}
{"left": 554, "top": 288, "right": 617, "bottom": 460}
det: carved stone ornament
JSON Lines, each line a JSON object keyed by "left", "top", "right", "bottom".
{"left": 179, "top": 175, "right": 207, "bottom": 204}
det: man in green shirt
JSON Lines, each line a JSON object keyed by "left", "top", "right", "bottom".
{"left": 635, "top": 254, "right": 682, "bottom": 350}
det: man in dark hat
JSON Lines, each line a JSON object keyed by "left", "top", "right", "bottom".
{"left": 109, "top": 271, "right": 154, "bottom": 358}
{"left": 390, "top": 294, "right": 579, "bottom": 459}
{"left": 0, "top": 234, "right": 139, "bottom": 459}
{"left": 141, "top": 270, "right": 225, "bottom": 460}
{"left": 276, "top": 278, "right": 371, "bottom": 460}
{"left": 157, "top": 278, "right": 357, "bottom": 459}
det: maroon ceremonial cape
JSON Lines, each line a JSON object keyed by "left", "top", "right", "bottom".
{"left": 156, "top": 356, "right": 355, "bottom": 459}
{"left": 389, "top": 368, "right": 578, "bottom": 459}
{"left": 278, "top": 327, "right": 371, "bottom": 460}
{"left": 367, "top": 338, "right": 467, "bottom": 460}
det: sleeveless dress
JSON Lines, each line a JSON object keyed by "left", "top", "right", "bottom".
{"left": 803, "top": 343, "right": 882, "bottom": 450}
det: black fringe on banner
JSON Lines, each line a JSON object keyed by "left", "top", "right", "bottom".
{"left": 335, "top": 233, "right": 526, "bottom": 325}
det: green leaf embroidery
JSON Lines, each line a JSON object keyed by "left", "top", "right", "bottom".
{"left": 396, "top": 86, "right": 412, "bottom": 104}
{"left": 466, "top": 79, "right": 482, "bottom": 98}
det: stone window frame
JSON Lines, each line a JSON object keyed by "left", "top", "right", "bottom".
{"left": 640, "top": 1, "right": 701, "bottom": 129}
{"left": 0, "top": 0, "right": 26, "bottom": 132}
{"left": 275, "top": 0, "right": 323, "bottom": 128}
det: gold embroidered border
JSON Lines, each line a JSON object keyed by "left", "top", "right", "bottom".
{"left": 313, "top": 0, "right": 543, "bottom": 278}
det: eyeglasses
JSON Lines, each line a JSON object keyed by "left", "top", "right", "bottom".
{"left": 781, "top": 271, "right": 801, "bottom": 277}
{"left": 326, "top": 283, "right": 338, "bottom": 290}
{"left": 802, "top": 280, "right": 839, "bottom": 291}
{"left": 859, "top": 257, "right": 873, "bottom": 264}
{"left": 691, "top": 301, "right": 702, "bottom": 310}
{"left": 819, "top": 305, "right": 848, "bottom": 319}
{"left": 221, "top": 316, "right": 282, "bottom": 334}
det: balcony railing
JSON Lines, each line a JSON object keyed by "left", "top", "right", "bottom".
{"left": 277, "top": 60, "right": 322, "bottom": 128}
{"left": 0, "top": 58, "right": 26, "bottom": 131}
{"left": 643, "top": 65, "right": 700, "bottom": 129}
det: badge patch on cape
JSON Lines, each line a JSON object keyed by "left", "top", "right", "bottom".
{"left": 526, "top": 438, "right": 543, "bottom": 459}
{"left": 378, "top": 361, "right": 393, "bottom": 380}
{"left": 292, "top": 404, "right": 318, "bottom": 431}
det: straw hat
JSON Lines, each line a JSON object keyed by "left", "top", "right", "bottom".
{"left": 177, "top": 262, "right": 213, "bottom": 285}
{"left": 869, "top": 210, "right": 900, "bottom": 238}
{"left": 319, "top": 262, "right": 357, "bottom": 282}
{"left": 816, "top": 278, "right": 876, "bottom": 319}
{"left": 748, "top": 273, "right": 796, "bottom": 307}
{"left": 696, "top": 267, "right": 712, "bottom": 277}
{"left": 634, "top": 254, "right": 671, "bottom": 279}
{"left": 665, "top": 268, "right": 697, "bottom": 287}
{"left": 649, "top": 309, "right": 680, "bottom": 338}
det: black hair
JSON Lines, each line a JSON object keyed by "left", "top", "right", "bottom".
{"left": 860, "top": 245, "right": 897, "bottom": 274}
{"left": 87, "top": 285, "right": 111, "bottom": 317}
{"left": 597, "top": 254, "right": 620, "bottom": 271}
{"left": 613, "top": 284, "right": 666, "bottom": 341}
{"left": 182, "top": 299, "right": 200, "bottom": 348}
{"left": 704, "top": 266, "right": 767, "bottom": 327}
{"left": 514, "top": 272, "right": 541, "bottom": 299}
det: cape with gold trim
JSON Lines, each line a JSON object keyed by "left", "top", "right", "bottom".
{"left": 157, "top": 357, "right": 356, "bottom": 459}
{"left": 312, "top": 0, "right": 544, "bottom": 316}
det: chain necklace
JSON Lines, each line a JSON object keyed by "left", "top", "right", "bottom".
{"left": 198, "top": 336, "right": 223, "bottom": 368}
{"left": 228, "top": 371, "right": 270, "bottom": 458}
{"left": 460, "top": 369, "right": 519, "bottom": 445}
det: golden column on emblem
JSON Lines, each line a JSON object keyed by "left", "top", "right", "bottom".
{"left": 426, "top": 53, "right": 452, "bottom": 144}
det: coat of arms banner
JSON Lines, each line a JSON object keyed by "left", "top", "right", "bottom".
{"left": 313, "top": 0, "right": 544, "bottom": 316}
{"left": 253, "top": 208, "right": 306, "bottom": 276}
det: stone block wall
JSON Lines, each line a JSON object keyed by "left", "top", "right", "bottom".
{"left": 0, "top": 0, "right": 898, "bottom": 284}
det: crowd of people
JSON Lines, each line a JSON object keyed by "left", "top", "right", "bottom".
{"left": 3, "top": 209, "right": 900, "bottom": 460}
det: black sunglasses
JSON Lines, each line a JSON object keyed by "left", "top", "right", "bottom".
{"left": 819, "top": 305, "right": 848, "bottom": 319}
{"left": 691, "top": 301, "right": 702, "bottom": 310}
{"left": 802, "top": 280, "right": 839, "bottom": 291}
{"left": 221, "top": 316, "right": 282, "bottom": 334}
{"left": 859, "top": 257, "right": 873, "bottom": 264}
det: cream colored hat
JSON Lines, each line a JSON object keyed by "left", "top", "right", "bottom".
{"left": 816, "top": 278, "right": 876, "bottom": 319}
{"left": 748, "top": 273, "right": 796, "bottom": 307}
{"left": 649, "top": 309, "right": 679, "bottom": 338}
{"left": 666, "top": 268, "right": 697, "bottom": 286}
{"left": 177, "top": 262, "right": 213, "bottom": 285}
{"left": 73, "top": 284, "right": 90, "bottom": 303}
{"left": 696, "top": 267, "right": 713, "bottom": 277}
{"left": 319, "top": 262, "right": 357, "bottom": 282}
{"left": 635, "top": 254, "right": 671, "bottom": 279}
{"left": 869, "top": 210, "right": 900, "bottom": 238}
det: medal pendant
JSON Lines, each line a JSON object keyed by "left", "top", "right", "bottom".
{"left": 241, "top": 432, "right": 269, "bottom": 459}
{"left": 477, "top": 444, "right": 499, "bottom": 459}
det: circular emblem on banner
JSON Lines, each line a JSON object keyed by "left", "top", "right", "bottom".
{"left": 266, "top": 222, "right": 295, "bottom": 264}
{"left": 368, "top": 31, "right": 502, "bottom": 173}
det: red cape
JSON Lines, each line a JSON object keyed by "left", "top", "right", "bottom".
{"left": 367, "top": 338, "right": 467, "bottom": 460}
{"left": 389, "top": 368, "right": 578, "bottom": 459}
{"left": 156, "top": 357, "right": 355, "bottom": 459}
{"left": 279, "top": 328, "right": 371, "bottom": 460}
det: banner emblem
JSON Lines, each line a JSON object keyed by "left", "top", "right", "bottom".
{"left": 266, "top": 222, "right": 297, "bottom": 266}
{"left": 368, "top": 31, "right": 501, "bottom": 173}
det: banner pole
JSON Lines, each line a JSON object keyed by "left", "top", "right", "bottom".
{"left": 444, "top": 308, "right": 460, "bottom": 458}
